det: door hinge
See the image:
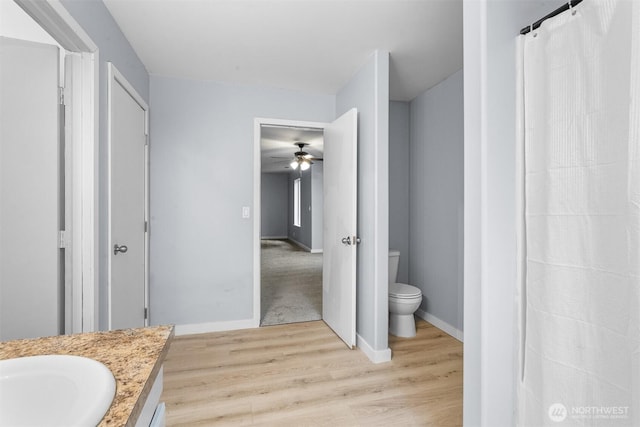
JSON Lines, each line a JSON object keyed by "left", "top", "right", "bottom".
{"left": 144, "top": 221, "right": 148, "bottom": 232}
{"left": 144, "top": 307, "right": 148, "bottom": 319}
{"left": 58, "top": 230, "right": 69, "bottom": 249}
{"left": 58, "top": 86, "right": 65, "bottom": 105}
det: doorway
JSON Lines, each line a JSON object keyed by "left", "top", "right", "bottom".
{"left": 258, "top": 122, "right": 325, "bottom": 326}
{"left": 254, "top": 112, "right": 358, "bottom": 348}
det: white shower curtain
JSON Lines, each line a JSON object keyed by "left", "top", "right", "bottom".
{"left": 517, "top": 0, "right": 640, "bottom": 426}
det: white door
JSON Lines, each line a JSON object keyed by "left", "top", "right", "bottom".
{"left": 322, "top": 108, "right": 358, "bottom": 348}
{"left": 0, "top": 37, "right": 62, "bottom": 340}
{"left": 108, "top": 64, "right": 148, "bottom": 330}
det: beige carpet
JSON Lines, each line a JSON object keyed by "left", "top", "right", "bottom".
{"left": 260, "top": 239, "right": 322, "bottom": 326}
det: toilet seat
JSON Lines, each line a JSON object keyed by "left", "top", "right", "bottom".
{"left": 389, "top": 283, "right": 421, "bottom": 299}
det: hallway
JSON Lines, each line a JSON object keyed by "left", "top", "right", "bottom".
{"left": 260, "top": 239, "right": 322, "bottom": 326}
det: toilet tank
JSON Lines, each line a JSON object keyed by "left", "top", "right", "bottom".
{"left": 389, "top": 250, "right": 400, "bottom": 284}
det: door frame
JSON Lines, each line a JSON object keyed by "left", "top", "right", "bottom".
{"left": 107, "top": 62, "right": 150, "bottom": 329}
{"left": 253, "top": 117, "right": 328, "bottom": 326}
{"left": 15, "top": 0, "right": 99, "bottom": 333}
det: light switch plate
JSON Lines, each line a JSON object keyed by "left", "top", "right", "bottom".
{"left": 242, "top": 206, "right": 250, "bottom": 219}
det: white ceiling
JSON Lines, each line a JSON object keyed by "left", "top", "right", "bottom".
{"left": 261, "top": 125, "right": 324, "bottom": 173}
{"left": 103, "top": 0, "right": 463, "bottom": 102}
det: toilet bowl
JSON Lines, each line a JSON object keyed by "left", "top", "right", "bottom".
{"left": 389, "top": 283, "right": 422, "bottom": 337}
{"left": 388, "top": 251, "right": 422, "bottom": 338}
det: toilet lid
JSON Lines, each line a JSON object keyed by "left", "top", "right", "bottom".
{"left": 389, "top": 283, "right": 421, "bottom": 298}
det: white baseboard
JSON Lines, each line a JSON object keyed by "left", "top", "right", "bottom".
{"left": 415, "top": 309, "right": 464, "bottom": 342}
{"left": 174, "top": 318, "right": 258, "bottom": 336}
{"left": 261, "top": 236, "right": 287, "bottom": 240}
{"left": 287, "top": 238, "right": 323, "bottom": 253}
{"left": 288, "top": 238, "right": 312, "bottom": 252}
{"left": 356, "top": 333, "right": 392, "bottom": 363}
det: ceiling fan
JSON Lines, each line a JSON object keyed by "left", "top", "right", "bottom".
{"left": 274, "top": 142, "right": 323, "bottom": 171}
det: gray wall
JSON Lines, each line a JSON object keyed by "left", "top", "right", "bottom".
{"left": 409, "top": 69, "right": 464, "bottom": 331}
{"left": 389, "top": 101, "right": 410, "bottom": 283}
{"left": 260, "top": 173, "right": 288, "bottom": 238}
{"left": 311, "top": 162, "right": 323, "bottom": 251}
{"left": 336, "top": 50, "right": 389, "bottom": 352}
{"left": 286, "top": 163, "right": 323, "bottom": 251}
{"left": 60, "top": 0, "right": 149, "bottom": 330}
{"left": 463, "top": 1, "right": 565, "bottom": 424}
{"left": 150, "top": 75, "right": 334, "bottom": 325}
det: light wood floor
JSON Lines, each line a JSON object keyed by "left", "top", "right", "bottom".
{"left": 161, "top": 319, "right": 463, "bottom": 426}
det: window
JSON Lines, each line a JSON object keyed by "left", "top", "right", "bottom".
{"left": 293, "top": 178, "right": 301, "bottom": 227}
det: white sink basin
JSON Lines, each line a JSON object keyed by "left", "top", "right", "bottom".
{"left": 0, "top": 355, "right": 116, "bottom": 427}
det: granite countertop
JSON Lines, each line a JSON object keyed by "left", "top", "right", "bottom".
{"left": 0, "top": 325, "right": 174, "bottom": 427}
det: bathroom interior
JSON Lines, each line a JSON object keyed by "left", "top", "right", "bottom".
{"left": 0, "top": 1, "right": 465, "bottom": 341}
{"left": 1, "top": 1, "right": 464, "bottom": 424}
{"left": 2, "top": 0, "right": 639, "bottom": 425}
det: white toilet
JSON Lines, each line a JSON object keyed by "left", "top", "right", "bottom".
{"left": 388, "top": 250, "right": 422, "bottom": 337}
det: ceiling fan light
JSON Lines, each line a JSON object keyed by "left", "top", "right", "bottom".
{"left": 300, "top": 160, "right": 310, "bottom": 171}
{"left": 290, "top": 160, "right": 299, "bottom": 170}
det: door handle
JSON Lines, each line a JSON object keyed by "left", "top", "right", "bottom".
{"left": 341, "top": 236, "right": 361, "bottom": 245}
{"left": 114, "top": 244, "right": 128, "bottom": 255}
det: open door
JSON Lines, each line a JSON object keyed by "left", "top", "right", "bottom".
{"left": 322, "top": 108, "right": 358, "bottom": 348}
{"left": 0, "top": 37, "right": 63, "bottom": 340}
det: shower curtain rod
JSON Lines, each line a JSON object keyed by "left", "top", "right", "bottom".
{"left": 519, "top": 0, "right": 584, "bottom": 35}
